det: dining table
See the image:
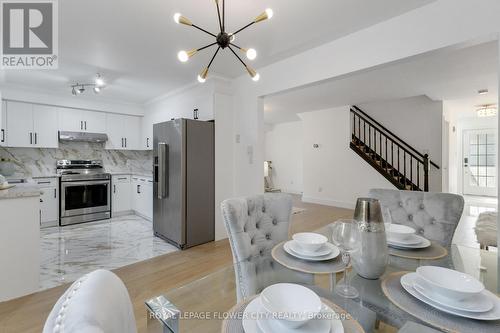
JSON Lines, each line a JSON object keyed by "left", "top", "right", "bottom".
{"left": 145, "top": 222, "right": 500, "bottom": 333}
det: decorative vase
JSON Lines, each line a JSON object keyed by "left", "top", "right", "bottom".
{"left": 351, "top": 197, "right": 388, "bottom": 279}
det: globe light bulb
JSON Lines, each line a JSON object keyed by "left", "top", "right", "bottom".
{"left": 229, "top": 33, "right": 235, "bottom": 42}
{"left": 246, "top": 48, "right": 257, "bottom": 60}
{"left": 178, "top": 50, "right": 189, "bottom": 62}
{"left": 95, "top": 74, "right": 105, "bottom": 87}
{"left": 252, "top": 73, "right": 260, "bottom": 82}
{"left": 197, "top": 75, "right": 206, "bottom": 83}
{"left": 174, "top": 13, "right": 182, "bottom": 24}
{"left": 93, "top": 86, "right": 101, "bottom": 94}
{"left": 265, "top": 8, "right": 274, "bottom": 19}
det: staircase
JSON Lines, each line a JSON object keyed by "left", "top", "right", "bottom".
{"left": 350, "top": 105, "right": 439, "bottom": 192}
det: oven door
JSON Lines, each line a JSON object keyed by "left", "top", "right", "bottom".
{"left": 61, "top": 180, "right": 111, "bottom": 217}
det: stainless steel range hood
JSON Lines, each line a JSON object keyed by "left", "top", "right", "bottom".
{"left": 59, "top": 131, "right": 108, "bottom": 143}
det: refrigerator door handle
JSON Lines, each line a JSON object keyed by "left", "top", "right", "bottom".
{"left": 158, "top": 142, "right": 168, "bottom": 199}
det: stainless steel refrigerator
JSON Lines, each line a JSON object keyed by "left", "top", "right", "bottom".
{"left": 153, "top": 119, "right": 215, "bottom": 249}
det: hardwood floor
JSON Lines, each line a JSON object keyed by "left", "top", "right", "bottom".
{"left": 0, "top": 195, "right": 394, "bottom": 333}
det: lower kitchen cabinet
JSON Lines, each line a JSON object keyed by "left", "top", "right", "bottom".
{"left": 35, "top": 178, "right": 59, "bottom": 228}
{"left": 112, "top": 175, "right": 132, "bottom": 215}
{"left": 131, "top": 176, "right": 153, "bottom": 220}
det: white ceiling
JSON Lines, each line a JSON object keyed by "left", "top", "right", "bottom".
{"left": 0, "top": 0, "right": 434, "bottom": 104}
{"left": 264, "top": 41, "right": 499, "bottom": 124}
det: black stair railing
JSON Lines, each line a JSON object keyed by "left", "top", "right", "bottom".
{"left": 350, "top": 105, "right": 440, "bottom": 192}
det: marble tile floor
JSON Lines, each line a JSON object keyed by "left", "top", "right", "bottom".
{"left": 39, "top": 215, "right": 178, "bottom": 291}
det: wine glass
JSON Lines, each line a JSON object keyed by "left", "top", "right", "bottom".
{"left": 331, "top": 219, "right": 360, "bottom": 298}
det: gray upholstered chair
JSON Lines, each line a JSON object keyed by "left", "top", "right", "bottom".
{"left": 221, "top": 193, "right": 313, "bottom": 301}
{"left": 368, "top": 189, "right": 464, "bottom": 248}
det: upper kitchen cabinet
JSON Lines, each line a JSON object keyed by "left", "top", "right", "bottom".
{"left": 105, "top": 113, "right": 141, "bottom": 150}
{"left": 6, "top": 101, "right": 58, "bottom": 148}
{"left": 142, "top": 118, "right": 153, "bottom": 150}
{"left": 0, "top": 101, "right": 6, "bottom": 147}
{"left": 58, "top": 109, "right": 106, "bottom": 133}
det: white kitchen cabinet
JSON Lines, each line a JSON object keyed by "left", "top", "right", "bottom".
{"left": 6, "top": 101, "right": 58, "bottom": 148}
{"left": 142, "top": 118, "right": 153, "bottom": 150}
{"left": 35, "top": 178, "right": 59, "bottom": 228}
{"left": 0, "top": 100, "right": 6, "bottom": 147}
{"left": 33, "top": 105, "right": 58, "bottom": 148}
{"left": 58, "top": 108, "right": 106, "bottom": 133}
{"left": 131, "top": 176, "right": 152, "bottom": 220}
{"left": 112, "top": 175, "right": 132, "bottom": 214}
{"left": 106, "top": 113, "right": 141, "bottom": 150}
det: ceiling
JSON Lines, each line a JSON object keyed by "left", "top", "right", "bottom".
{"left": 264, "top": 41, "right": 499, "bottom": 124}
{"left": 0, "top": 0, "right": 434, "bottom": 104}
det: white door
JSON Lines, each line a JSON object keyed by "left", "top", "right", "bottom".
{"left": 463, "top": 129, "right": 497, "bottom": 197}
{"left": 82, "top": 110, "right": 106, "bottom": 133}
{"left": 33, "top": 105, "right": 59, "bottom": 148}
{"left": 40, "top": 187, "right": 58, "bottom": 225}
{"left": 58, "top": 108, "right": 84, "bottom": 132}
{"left": 6, "top": 101, "right": 34, "bottom": 147}
{"left": 123, "top": 115, "right": 141, "bottom": 150}
{"left": 0, "top": 101, "right": 6, "bottom": 146}
{"left": 106, "top": 113, "right": 125, "bottom": 149}
{"left": 112, "top": 176, "right": 131, "bottom": 213}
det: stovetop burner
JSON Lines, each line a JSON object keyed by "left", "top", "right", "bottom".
{"left": 57, "top": 159, "right": 110, "bottom": 181}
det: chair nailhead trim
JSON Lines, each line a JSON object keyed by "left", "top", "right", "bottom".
{"left": 53, "top": 275, "right": 88, "bottom": 333}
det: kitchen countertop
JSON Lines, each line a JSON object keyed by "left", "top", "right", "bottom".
{"left": 0, "top": 183, "right": 41, "bottom": 200}
{"left": 110, "top": 172, "right": 153, "bottom": 178}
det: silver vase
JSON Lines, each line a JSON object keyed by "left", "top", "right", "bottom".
{"left": 351, "top": 198, "right": 388, "bottom": 279}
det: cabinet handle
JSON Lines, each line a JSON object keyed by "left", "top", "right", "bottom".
{"left": 54, "top": 188, "right": 57, "bottom": 198}
{"left": 30, "top": 132, "right": 33, "bottom": 144}
{"left": 125, "top": 138, "right": 127, "bottom": 148}
{"left": 113, "top": 184, "right": 116, "bottom": 193}
{"left": 34, "top": 132, "right": 37, "bottom": 145}
{"left": 137, "top": 184, "right": 141, "bottom": 194}
{"left": 117, "top": 177, "right": 127, "bottom": 180}
{"left": 80, "top": 121, "right": 83, "bottom": 130}
{"left": 121, "top": 138, "right": 124, "bottom": 148}
{"left": 85, "top": 121, "right": 87, "bottom": 130}
{"left": 146, "top": 137, "right": 149, "bottom": 148}
{"left": 1, "top": 129, "right": 4, "bottom": 143}
{"left": 37, "top": 181, "right": 51, "bottom": 184}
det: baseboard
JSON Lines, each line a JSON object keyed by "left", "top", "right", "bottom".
{"left": 301, "top": 196, "right": 356, "bottom": 209}
{"left": 112, "top": 210, "right": 134, "bottom": 218}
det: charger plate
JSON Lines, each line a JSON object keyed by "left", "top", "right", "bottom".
{"left": 221, "top": 296, "right": 365, "bottom": 333}
{"left": 388, "top": 242, "right": 447, "bottom": 260}
{"left": 381, "top": 271, "right": 500, "bottom": 333}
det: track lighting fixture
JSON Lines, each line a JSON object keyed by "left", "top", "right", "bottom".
{"left": 174, "top": 1, "right": 273, "bottom": 82}
{"left": 71, "top": 73, "right": 106, "bottom": 96}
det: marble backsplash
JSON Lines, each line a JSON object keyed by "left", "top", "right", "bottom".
{"left": 0, "top": 142, "right": 153, "bottom": 179}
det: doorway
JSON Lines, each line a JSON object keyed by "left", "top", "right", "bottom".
{"left": 462, "top": 129, "right": 497, "bottom": 196}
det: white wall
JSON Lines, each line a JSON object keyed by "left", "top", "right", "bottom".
{"left": 300, "top": 107, "right": 394, "bottom": 209}
{"left": 358, "top": 96, "right": 443, "bottom": 192}
{"left": 231, "top": 0, "right": 500, "bottom": 199}
{"left": 264, "top": 121, "right": 303, "bottom": 194}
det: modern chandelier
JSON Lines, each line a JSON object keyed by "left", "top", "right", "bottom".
{"left": 174, "top": 1, "right": 274, "bottom": 83}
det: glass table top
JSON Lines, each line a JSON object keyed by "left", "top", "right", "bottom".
{"left": 145, "top": 226, "right": 499, "bottom": 333}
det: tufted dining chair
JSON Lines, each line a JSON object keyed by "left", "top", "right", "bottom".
{"left": 221, "top": 193, "right": 314, "bottom": 301}
{"left": 368, "top": 189, "right": 464, "bottom": 248}
{"left": 43, "top": 269, "right": 137, "bottom": 333}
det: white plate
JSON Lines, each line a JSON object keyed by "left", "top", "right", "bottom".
{"left": 288, "top": 240, "right": 332, "bottom": 257}
{"left": 388, "top": 235, "right": 431, "bottom": 249}
{"left": 242, "top": 296, "right": 344, "bottom": 333}
{"left": 401, "top": 273, "right": 500, "bottom": 320}
{"left": 284, "top": 241, "right": 340, "bottom": 261}
{"left": 413, "top": 279, "right": 493, "bottom": 313}
{"left": 387, "top": 234, "right": 422, "bottom": 246}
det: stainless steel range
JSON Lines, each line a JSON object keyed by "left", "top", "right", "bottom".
{"left": 57, "top": 160, "right": 111, "bottom": 226}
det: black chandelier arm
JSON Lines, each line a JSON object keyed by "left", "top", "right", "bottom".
{"left": 228, "top": 45, "right": 247, "bottom": 68}
{"left": 215, "top": 0, "right": 223, "bottom": 32}
{"left": 197, "top": 42, "right": 218, "bottom": 52}
{"left": 222, "top": 0, "right": 225, "bottom": 32}
{"left": 207, "top": 46, "right": 221, "bottom": 69}
{"left": 229, "top": 43, "right": 243, "bottom": 50}
{"left": 191, "top": 24, "right": 217, "bottom": 38}
{"left": 233, "top": 21, "right": 255, "bottom": 35}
